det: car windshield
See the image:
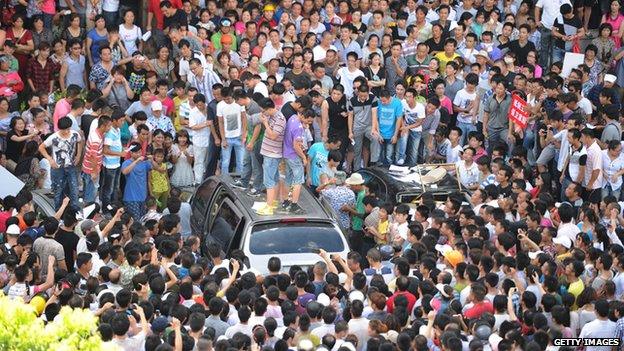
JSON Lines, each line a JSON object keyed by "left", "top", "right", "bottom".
{"left": 249, "top": 222, "right": 345, "bottom": 255}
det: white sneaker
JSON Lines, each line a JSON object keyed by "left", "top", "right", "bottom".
{"left": 397, "top": 158, "right": 405, "bottom": 166}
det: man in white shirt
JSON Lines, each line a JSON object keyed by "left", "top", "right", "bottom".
{"left": 579, "top": 299, "right": 616, "bottom": 351}
{"left": 535, "top": 0, "right": 571, "bottom": 67}
{"left": 217, "top": 86, "right": 247, "bottom": 175}
{"left": 456, "top": 147, "right": 480, "bottom": 190}
{"left": 261, "top": 29, "right": 283, "bottom": 64}
{"left": 336, "top": 52, "right": 364, "bottom": 99}
{"left": 188, "top": 94, "right": 212, "bottom": 185}
{"left": 581, "top": 128, "right": 603, "bottom": 204}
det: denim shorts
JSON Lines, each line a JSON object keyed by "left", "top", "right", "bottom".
{"left": 263, "top": 156, "right": 282, "bottom": 189}
{"left": 285, "top": 157, "right": 305, "bottom": 186}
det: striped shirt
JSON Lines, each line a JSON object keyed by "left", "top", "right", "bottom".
{"left": 82, "top": 129, "right": 104, "bottom": 175}
{"left": 260, "top": 111, "right": 286, "bottom": 158}
{"left": 189, "top": 68, "right": 222, "bottom": 102}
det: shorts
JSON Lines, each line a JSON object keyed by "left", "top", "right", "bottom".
{"left": 285, "top": 157, "right": 305, "bottom": 186}
{"left": 263, "top": 156, "right": 282, "bottom": 189}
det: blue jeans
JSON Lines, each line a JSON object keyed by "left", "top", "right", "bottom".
{"left": 42, "top": 13, "right": 54, "bottom": 29}
{"left": 457, "top": 121, "right": 476, "bottom": 145}
{"left": 285, "top": 157, "right": 305, "bottom": 185}
{"left": 263, "top": 156, "right": 282, "bottom": 189}
{"left": 379, "top": 139, "right": 396, "bottom": 166}
{"left": 538, "top": 27, "right": 552, "bottom": 68}
{"left": 406, "top": 131, "right": 422, "bottom": 166}
{"left": 397, "top": 131, "right": 422, "bottom": 165}
{"left": 51, "top": 166, "right": 79, "bottom": 211}
{"left": 241, "top": 142, "right": 264, "bottom": 191}
{"left": 552, "top": 46, "right": 566, "bottom": 64}
{"left": 100, "top": 167, "right": 121, "bottom": 210}
{"left": 486, "top": 128, "right": 509, "bottom": 155}
{"left": 82, "top": 172, "right": 98, "bottom": 204}
{"left": 221, "top": 137, "right": 245, "bottom": 174}
{"left": 102, "top": 10, "right": 118, "bottom": 27}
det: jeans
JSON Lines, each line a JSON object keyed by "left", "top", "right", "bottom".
{"left": 102, "top": 10, "right": 118, "bottom": 27}
{"left": 241, "top": 142, "right": 264, "bottom": 191}
{"left": 82, "top": 172, "right": 98, "bottom": 204}
{"left": 457, "top": 121, "right": 476, "bottom": 146}
{"left": 379, "top": 139, "right": 396, "bottom": 166}
{"left": 352, "top": 129, "right": 380, "bottom": 170}
{"left": 193, "top": 145, "right": 208, "bottom": 185}
{"left": 405, "top": 130, "right": 422, "bottom": 166}
{"left": 285, "top": 157, "right": 305, "bottom": 186}
{"left": 486, "top": 128, "right": 509, "bottom": 155}
{"left": 552, "top": 46, "right": 566, "bottom": 64}
{"left": 42, "top": 13, "right": 54, "bottom": 29}
{"left": 263, "top": 156, "right": 282, "bottom": 189}
{"left": 51, "top": 166, "right": 79, "bottom": 211}
{"left": 221, "top": 137, "right": 245, "bottom": 174}
{"left": 100, "top": 167, "right": 121, "bottom": 210}
{"left": 203, "top": 138, "right": 221, "bottom": 180}
{"left": 538, "top": 27, "right": 553, "bottom": 68}
{"left": 603, "top": 183, "right": 622, "bottom": 200}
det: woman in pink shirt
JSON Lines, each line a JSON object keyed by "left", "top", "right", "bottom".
{"left": 603, "top": 0, "right": 624, "bottom": 48}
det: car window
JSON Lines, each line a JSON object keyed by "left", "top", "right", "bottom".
{"left": 249, "top": 222, "right": 345, "bottom": 255}
{"left": 359, "top": 171, "right": 388, "bottom": 202}
{"left": 210, "top": 199, "right": 242, "bottom": 249}
{"left": 206, "top": 187, "right": 228, "bottom": 231}
{"left": 192, "top": 179, "right": 217, "bottom": 224}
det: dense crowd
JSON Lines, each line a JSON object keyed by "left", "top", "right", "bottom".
{"left": 2, "top": 0, "right": 624, "bottom": 350}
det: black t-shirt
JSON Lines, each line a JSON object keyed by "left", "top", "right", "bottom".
{"left": 507, "top": 40, "right": 536, "bottom": 66}
{"left": 281, "top": 103, "right": 298, "bottom": 121}
{"left": 327, "top": 96, "right": 349, "bottom": 133}
{"left": 553, "top": 15, "right": 583, "bottom": 49}
{"left": 81, "top": 114, "right": 96, "bottom": 139}
{"left": 498, "top": 184, "right": 513, "bottom": 198}
{"left": 163, "top": 10, "right": 187, "bottom": 31}
{"left": 363, "top": 66, "right": 386, "bottom": 97}
{"left": 424, "top": 37, "right": 445, "bottom": 54}
{"left": 5, "top": 130, "right": 25, "bottom": 163}
{"left": 55, "top": 228, "right": 80, "bottom": 273}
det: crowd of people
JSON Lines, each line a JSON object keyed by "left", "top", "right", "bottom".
{"left": 2, "top": 0, "right": 624, "bottom": 350}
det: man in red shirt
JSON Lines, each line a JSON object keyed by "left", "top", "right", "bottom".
{"left": 147, "top": 0, "right": 183, "bottom": 31}
{"left": 82, "top": 116, "right": 112, "bottom": 203}
{"left": 386, "top": 276, "right": 416, "bottom": 313}
{"left": 464, "top": 283, "right": 494, "bottom": 320}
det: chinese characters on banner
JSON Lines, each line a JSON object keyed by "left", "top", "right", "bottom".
{"left": 508, "top": 93, "right": 529, "bottom": 129}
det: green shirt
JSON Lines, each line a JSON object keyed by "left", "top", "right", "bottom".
{"left": 352, "top": 189, "right": 366, "bottom": 231}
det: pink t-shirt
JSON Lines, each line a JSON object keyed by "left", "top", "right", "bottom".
{"left": 41, "top": 0, "right": 55, "bottom": 14}
{"left": 604, "top": 14, "right": 624, "bottom": 48}
{"left": 52, "top": 98, "right": 71, "bottom": 131}
{"left": 440, "top": 96, "right": 453, "bottom": 114}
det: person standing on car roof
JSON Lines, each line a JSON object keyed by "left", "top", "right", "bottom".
{"left": 281, "top": 109, "right": 315, "bottom": 214}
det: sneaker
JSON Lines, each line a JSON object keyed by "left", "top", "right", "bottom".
{"left": 281, "top": 200, "right": 292, "bottom": 209}
{"left": 397, "top": 158, "right": 405, "bottom": 166}
{"left": 289, "top": 203, "right": 305, "bottom": 214}
{"left": 256, "top": 204, "right": 274, "bottom": 216}
{"left": 248, "top": 188, "right": 262, "bottom": 196}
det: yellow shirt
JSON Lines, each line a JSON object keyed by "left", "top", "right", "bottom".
{"left": 376, "top": 219, "right": 390, "bottom": 245}
{"left": 568, "top": 278, "right": 584, "bottom": 310}
{"left": 172, "top": 96, "right": 188, "bottom": 131}
{"left": 150, "top": 163, "right": 170, "bottom": 193}
{"left": 434, "top": 52, "right": 461, "bottom": 73}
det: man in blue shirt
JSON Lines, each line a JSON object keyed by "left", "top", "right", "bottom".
{"left": 122, "top": 142, "right": 153, "bottom": 220}
{"left": 306, "top": 136, "right": 342, "bottom": 190}
{"left": 375, "top": 89, "right": 403, "bottom": 166}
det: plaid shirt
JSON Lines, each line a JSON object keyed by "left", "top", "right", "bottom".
{"left": 26, "top": 57, "right": 55, "bottom": 93}
{"left": 616, "top": 317, "right": 624, "bottom": 351}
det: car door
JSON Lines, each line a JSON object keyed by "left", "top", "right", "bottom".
{"left": 207, "top": 197, "right": 245, "bottom": 253}
{"left": 359, "top": 170, "right": 390, "bottom": 202}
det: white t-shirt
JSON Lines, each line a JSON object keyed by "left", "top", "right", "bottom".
{"left": 254, "top": 81, "right": 270, "bottom": 98}
{"left": 188, "top": 106, "right": 210, "bottom": 147}
{"left": 102, "top": 0, "right": 120, "bottom": 12}
{"left": 536, "top": 0, "right": 572, "bottom": 29}
{"left": 336, "top": 67, "right": 365, "bottom": 98}
{"left": 179, "top": 52, "right": 208, "bottom": 79}
{"left": 402, "top": 100, "right": 426, "bottom": 132}
{"left": 456, "top": 160, "right": 479, "bottom": 188}
{"left": 453, "top": 88, "right": 477, "bottom": 124}
{"left": 578, "top": 97, "right": 593, "bottom": 115}
{"left": 312, "top": 44, "right": 337, "bottom": 62}
{"left": 118, "top": 24, "right": 141, "bottom": 55}
{"left": 578, "top": 319, "right": 617, "bottom": 351}
{"left": 261, "top": 43, "right": 283, "bottom": 64}
{"left": 446, "top": 144, "right": 463, "bottom": 164}
{"left": 216, "top": 101, "right": 245, "bottom": 138}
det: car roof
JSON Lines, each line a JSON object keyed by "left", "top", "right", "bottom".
{"left": 360, "top": 166, "right": 464, "bottom": 194}
{"left": 217, "top": 174, "right": 334, "bottom": 222}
